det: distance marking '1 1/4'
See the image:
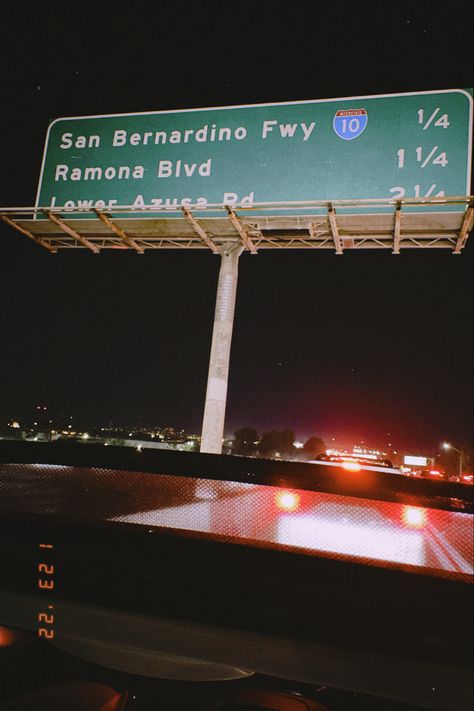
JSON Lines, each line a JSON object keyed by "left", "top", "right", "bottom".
{"left": 397, "top": 147, "right": 448, "bottom": 169}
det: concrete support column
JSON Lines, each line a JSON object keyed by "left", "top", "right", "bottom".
{"left": 200, "top": 241, "right": 244, "bottom": 454}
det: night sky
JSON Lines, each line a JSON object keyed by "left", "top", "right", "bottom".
{"left": 0, "top": 3, "right": 472, "bottom": 453}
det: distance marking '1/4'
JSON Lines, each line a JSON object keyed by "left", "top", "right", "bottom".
{"left": 418, "top": 108, "right": 450, "bottom": 130}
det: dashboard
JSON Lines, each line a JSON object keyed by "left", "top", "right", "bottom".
{"left": 0, "top": 441, "right": 472, "bottom": 710}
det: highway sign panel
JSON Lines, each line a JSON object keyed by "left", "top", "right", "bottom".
{"left": 35, "top": 89, "right": 472, "bottom": 216}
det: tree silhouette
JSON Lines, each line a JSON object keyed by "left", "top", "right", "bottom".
{"left": 302, "top": 436, "right": 327, "bottom": 460}
{"left": 233, "top": 427, "right": 259, "bottom": 456}
{"left": 259, "top": 429, "right": 295, "bottom": 458}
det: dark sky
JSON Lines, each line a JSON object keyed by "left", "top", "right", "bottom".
{"left": 0, "top": 3, "right": 472, "bottom": 452}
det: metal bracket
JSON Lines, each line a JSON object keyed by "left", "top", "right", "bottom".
{"left": 43, "top": 211, "right": 100, "bottom": 253}
{"left": 453, "top": 204, "right": 474, "bottom": 254}
{"left": 328, "top": 204, "right": 343, "bottom": 255}
{"left": 0, "top": 214, "right": 56, "bottom": 253}
{"left": 181, "top": 208, "right": 219, "bottom": 253}
{"left": 94, "top": 210, "right": 144, "bottom": 253}
{"left": 308, "top": 221, "right": 327, "bottom": 239}
{"left": 392, "top": 201, "right": 402, "bottom": 254}
{"left": 225, "top": 206, "right": 258, "bottom": 254}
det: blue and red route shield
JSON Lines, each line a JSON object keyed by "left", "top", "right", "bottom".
{"left": 333, "top": 108, "right": 368, "bottom": 140}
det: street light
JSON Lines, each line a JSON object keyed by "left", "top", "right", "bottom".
{"left": 442, "top": 442, "right": 464, "bottom": 478}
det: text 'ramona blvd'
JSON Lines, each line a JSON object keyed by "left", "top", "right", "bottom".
{"left": 54, "top": 158, "right": 212, "bottom": 182}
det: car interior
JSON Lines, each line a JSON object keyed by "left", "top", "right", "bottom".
{"left": 0, "top": 440, "right": 472, "bottom": 711}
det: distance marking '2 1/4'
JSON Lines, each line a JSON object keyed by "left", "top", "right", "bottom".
{"left": 333, "top": 109, "right": 368, "bottom": 140}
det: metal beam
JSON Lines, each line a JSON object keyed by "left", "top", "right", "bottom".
{"left": 453, "top": 205, "right": 474, "bottom": 254}
{"left": 181, "top": 207, "right": 219, "bottom": 253}
{"left": 94, "top": 210, "right": 144, "bottom": 253}
{"left": 43, "top": 211, "right": 100, "bottom": 253}
{"left": 392, "top": 201, "right": 402, "bottom": 254}
{"left": 328, "top": 204, "right": 343, "bottom": 255}
{"left": 0, "top": 214, "right": 56, "bottom": 253}
{"left": 225, "top": 206, "right": 258, "bottom": 254}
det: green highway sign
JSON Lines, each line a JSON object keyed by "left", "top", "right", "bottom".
{"left": 35, "top": 89, "right": 472, "bottom": 216}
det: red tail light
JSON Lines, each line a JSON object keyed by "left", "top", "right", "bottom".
{"left": 275, "top": 490, "right": 300, "bottom": 512}
{"left": 402, "top": 506, "right": 427, "bottom": 528}
{"left": 0, "top": 626, "right": 16, "bottom": 647}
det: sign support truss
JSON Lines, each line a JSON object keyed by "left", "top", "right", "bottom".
{"left": 393, "top": 202, "right": 402, "bottom": 254}
{"left": 328, "top": 204, "right": 344, "bottom": 255}
{"left": 0, "top": 213, "right": 56, "bottom": 253}
{"left": 43, "top": 210, "right": 99, "bottom": 253}
{"left": 454, "top": 202, "right": 474, "bottom": 254}
{"left": 0, "top": 197, "right": 472, "bottom": 256}
{"left": 182, "top": 207, "right": 219, "bottom": 254}
{"left": 94, "top": 209, "right": 144, "bottom": 253}
{"left": 225, "top": 206, "right": 258, "bottom": 254}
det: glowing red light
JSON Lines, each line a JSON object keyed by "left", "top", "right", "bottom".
{"left": 275, "top": 490, "right": 300, "bottom": 512}
{"left": 342, "top": 461, "right": 361, "bottom": 472}
{"left": 0, "top": 627, "right": 16, "bottom": 647}
{"left": 402, "top": 506, "right": 427, "bottom": 528}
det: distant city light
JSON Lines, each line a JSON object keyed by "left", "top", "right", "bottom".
{"left": 404, "top": 455, "right": 428, "bottom": 466}
{"left": 342, "top": 461, "right": 361, "bottom": 472}
{"left": 294, "top": 441, "right": 304, "bottom": 449}
{"left": 81, "top": 433, "right": 89, "bottom": 440}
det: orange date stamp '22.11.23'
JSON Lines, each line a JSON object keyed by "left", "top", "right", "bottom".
{"left": 37, "top": 543, "right": 55, "bottom": 640}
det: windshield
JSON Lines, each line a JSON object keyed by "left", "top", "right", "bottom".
{"left": 1, "top": 449, "right": 472, "bottom": 579}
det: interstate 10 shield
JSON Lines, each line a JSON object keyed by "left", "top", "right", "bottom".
{"left": 333, "top": 108, "right": 368, "bottom": 140}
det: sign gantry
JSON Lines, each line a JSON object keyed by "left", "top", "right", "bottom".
{"left": 1, "top": 197, "right": 472, "bottom": 256}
